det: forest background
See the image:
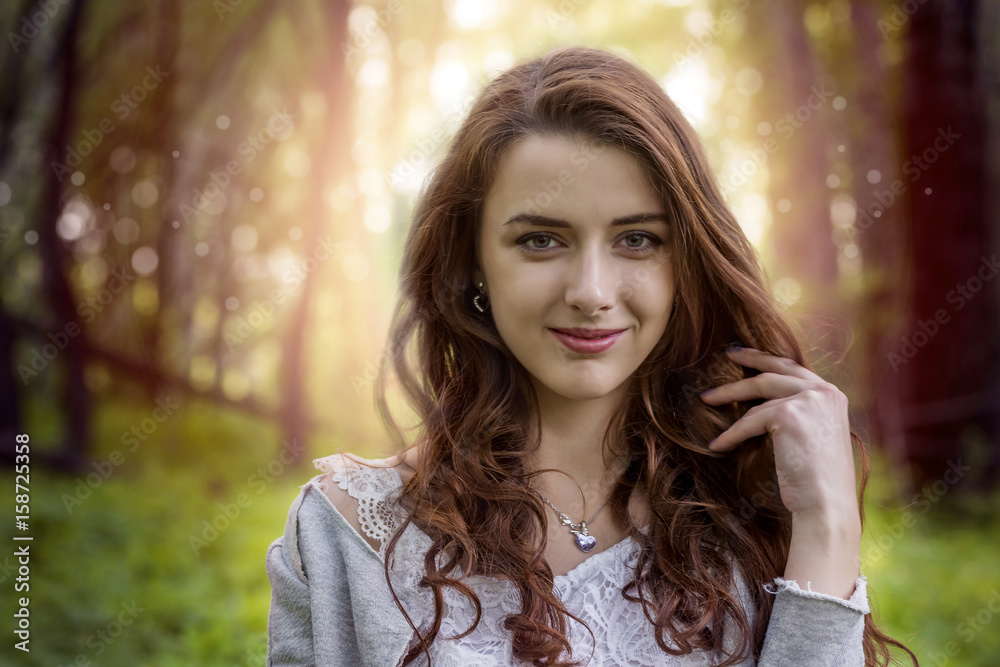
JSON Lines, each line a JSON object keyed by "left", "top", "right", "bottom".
{"left": 1, "top": 0, "right": 999, "bottom": 664}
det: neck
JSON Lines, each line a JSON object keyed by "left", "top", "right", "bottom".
{"left": 526, "top": 379, "right": 632, "bottom": 515}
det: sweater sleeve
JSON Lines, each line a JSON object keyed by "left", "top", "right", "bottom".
{"left": 757, "top": 575, "right": 870, "bottom": 666}
{"left": 266, "top": 487, "right": 316, "bottom": 666}
{"left": 267, "top": 476, "right": 421, "bottom": 667}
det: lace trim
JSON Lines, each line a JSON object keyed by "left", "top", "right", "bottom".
{"left": 764, "top": 575, "right": 870, "bottom": 614}
{"left": 313, "top": 452, "right": 406, "bottom": 562}
{"left": 312, "top": 451, "right": 642, "bottom": 584}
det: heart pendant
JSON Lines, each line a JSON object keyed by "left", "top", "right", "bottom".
{"left": 574, "top": 533, "right": 597, "bottom": 552}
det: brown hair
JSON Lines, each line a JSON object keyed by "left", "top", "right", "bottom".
{"left": 373, "top": 45, "right": 917, "bottom": 666}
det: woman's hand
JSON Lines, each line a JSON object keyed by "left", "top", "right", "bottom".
{"left": 699, "top": 345, "right": 863, "bottom": 598}
{"left": 698, "top": 345, "right": 859, "bottom": 522}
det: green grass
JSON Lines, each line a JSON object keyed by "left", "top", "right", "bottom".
{"left": 1, "top": 396, "right": 997, "bottom": 665}
{"left": 0, "top": 395, "right": 331, "bottom": 667}
{"left": 859, "top": 452, "right": 1000, "bottom": 666}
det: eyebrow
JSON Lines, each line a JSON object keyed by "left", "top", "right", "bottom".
{"left": 502, "top": 212, "right": 670, "bottom": 228}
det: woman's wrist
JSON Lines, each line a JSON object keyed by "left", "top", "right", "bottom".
{"left": 782, "top": 510, "right": 862, "bottom": 600}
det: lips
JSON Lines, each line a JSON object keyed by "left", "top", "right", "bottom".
{"left": 550, "top": 328, "right": 626, "bottom": 339}
{"left": 549, "top": 328, "right": 627, "bottom": 354}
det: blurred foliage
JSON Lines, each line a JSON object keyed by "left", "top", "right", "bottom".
{"left": 1, "top": 0, "right": 907, "bottom": 442}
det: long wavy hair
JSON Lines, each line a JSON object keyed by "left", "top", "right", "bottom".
{"left": 371, "top": 45, "right": 917, "bottom": 666}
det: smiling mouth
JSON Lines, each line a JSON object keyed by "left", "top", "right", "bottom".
{"left": 549, "top": 328, "right": 627, "bottom": 339}
{"left": 549, "top": 328, "right": 627, "bottom": 354}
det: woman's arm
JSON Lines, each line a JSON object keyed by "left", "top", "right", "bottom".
{"left": 758, "top": 573, "right": 870, "bottom": 666}
{"left": 266, "top": 486, "right": 316, "bottom": 667}
{"left": 784, "top": 508, "right": 862, "bottom": 599}
{"left": 266, "top": 535, "right": 316, "bottom": 666}
{"left": 267, "top": 470, "right": 424, "bottom": 667}
{"left": 757, "top": 510, "right": 869, "bottom": 666}
{"left": 700, "top": 346, "right": 870, "bottom": 664}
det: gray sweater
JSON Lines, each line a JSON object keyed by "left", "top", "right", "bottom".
{"left": 266, "top": 468, "right": 870, "bottom": 666}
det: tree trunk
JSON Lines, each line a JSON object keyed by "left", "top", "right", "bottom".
{"left": 147, "top": 0, "right": 182, "bottom": 403}
{"left": 895, "top": 0, "right": 998, "bottom": 491}
{"left": 279, "top": 0, "right": 351, "bottom": 467}
{"left": 847, "top": 0, "right": 915, "bottom": 492}
{"left": 34, "top": 0, "right": 91, "bottom": 471}
{"left": 745, "top": 1, "right": 845, "bottom": 365}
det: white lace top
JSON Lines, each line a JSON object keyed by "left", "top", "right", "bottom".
{"left": 284, "top": 451, "right": 871, "bottom": 667}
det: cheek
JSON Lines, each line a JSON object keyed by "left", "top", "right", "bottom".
{"left": 623, "top": 266, "right": 674, "bottom": 321}
{"left": 621, "top": 263, "right": 670, "bottom": 298}
{"left": 493, "top": 285, "right": 549, "bottom": 326}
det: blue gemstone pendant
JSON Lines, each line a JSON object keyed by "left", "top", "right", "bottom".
{"left": 573, "top": 527, "right": 597, "bottom": 552}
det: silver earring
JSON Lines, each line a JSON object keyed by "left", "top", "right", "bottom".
{"left": 473, "top": 281, "right": 489, "bottom": 313}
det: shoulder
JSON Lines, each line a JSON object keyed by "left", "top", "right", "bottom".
{"left": 311, "top": 449, "right": 419, "bottom": 555}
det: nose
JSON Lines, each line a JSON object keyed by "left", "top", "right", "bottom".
{"left": 565, "top": 245, "right": 617, "bottom": 316}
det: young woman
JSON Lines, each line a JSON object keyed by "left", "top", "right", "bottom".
{"left": 266, "top": 46, "right": 917, "bottom": 666}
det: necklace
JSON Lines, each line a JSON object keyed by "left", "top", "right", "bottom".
{"left": 531, "top": 488, "right": 611, "bottom": 553}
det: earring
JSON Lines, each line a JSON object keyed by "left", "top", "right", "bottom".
{"left": 473, "top": 281, "right": 489, "bottom": 313}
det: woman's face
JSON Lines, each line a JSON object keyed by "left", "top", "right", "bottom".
{"left": 477, "top": 134, "right": 676, "bottom": 405}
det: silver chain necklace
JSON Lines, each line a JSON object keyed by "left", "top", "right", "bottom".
{"left": 530, "top": 488, "right": 611, "bottom": 552}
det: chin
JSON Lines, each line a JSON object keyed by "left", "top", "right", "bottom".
{"left": 541, "top": 375, "right": 626, "bottom": 402}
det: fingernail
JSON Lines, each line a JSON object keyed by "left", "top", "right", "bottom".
{"left": 726, "top": 343, "right": 742, "bottom": 353}
{"left": 700, "top": 387, "right": 715, "bottom": 396}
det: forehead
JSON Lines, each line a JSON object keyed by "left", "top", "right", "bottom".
{"left": 481, "top": 134, "right": 664, "bottom": 227}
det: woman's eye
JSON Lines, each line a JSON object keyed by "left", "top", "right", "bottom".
{"left": 623, "top": 233, "right": 648, "bottom": 248}
{"left": 515, "top": 231, "right": 662, "bottom": 255}
{"left": 620, "top": 232, "right": 662, "bottom": 253}
{"left": 516, "top": 233, "right": 559, "bottom": 253}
